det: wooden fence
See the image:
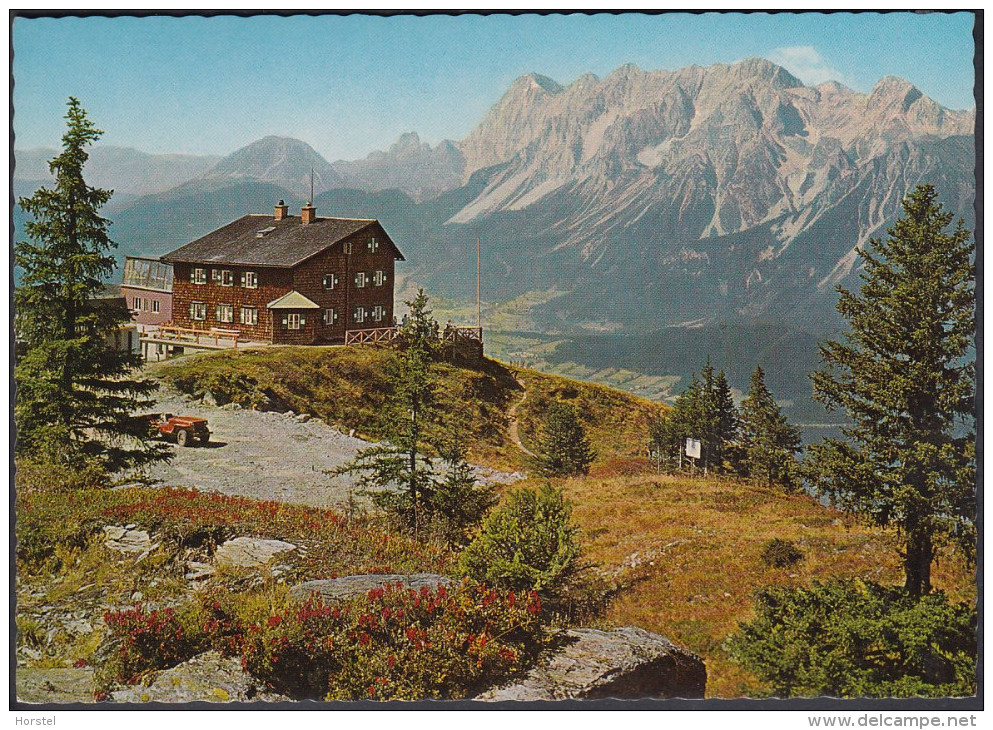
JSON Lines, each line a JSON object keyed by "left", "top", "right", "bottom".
{"left": 344, "top": 327, "right": 400, "bottom": 346}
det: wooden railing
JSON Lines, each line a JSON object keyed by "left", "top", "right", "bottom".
{"left": 443, "top": 326, "right": 483, "bottom": 344}
{"left": 344, "top": 327, "right": 399, "bottom": 346}
{"left": 145, "top": 324, "right": 244, "bottom": 349}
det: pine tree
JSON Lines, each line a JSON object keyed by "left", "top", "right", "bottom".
{"left": 333, "top": 289, "right": 439, "bottom": 535}
{"left": 428, "top": 431, "right": 496, "bottom": 547}
{"left": 808, "top": 185, "right": 975, "bottom": 597}
{"left": 14, "top": 98, "right": 165, "bottom": 472}
{"left": 739, "top": 365, "right": 802, "bottom": 489}
{"left": 534, "top": 401, "right": 595, "bottom": 477}
{"left": 711, "top": 368, "right": 739, "bottom": 471}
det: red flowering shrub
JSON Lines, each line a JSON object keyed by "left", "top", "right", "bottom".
{"left": 239, "top": 580, "right": 546, "bottom": 700}
{"left": 98, "top": 593, "right": 243, "bottom": 688}
{"left": 99, "top": 604, "right": 210, "bottom": 686}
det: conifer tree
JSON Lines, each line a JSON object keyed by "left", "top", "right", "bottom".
{"left": 14, "top": 97, "right": 165, "bottom": 472}
{"left": 428, "top": 431, "right": 496, "bottom": 547}
{"left": 534, "top": 401, "right": 595, "bottom": 477}
{"left": 739, "top": 365, "right": 802, "bottom": 489}
{"left": 808, "top": 185, "right": 975, "bottom": 597}
{"left": 333, "top": 289, "right": 439, "bottom": 535}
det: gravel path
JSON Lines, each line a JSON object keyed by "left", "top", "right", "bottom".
{"left": 142, "top": 389, "right": 523, "bottom": 509}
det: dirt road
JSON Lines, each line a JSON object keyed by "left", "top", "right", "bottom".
{"left": 143, "top": 388, "right": 523, "bottom": 509}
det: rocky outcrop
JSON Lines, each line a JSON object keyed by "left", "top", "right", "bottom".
{"left": 109, "top": 651, "right": 287, "bottom": 703}
{"left": 16, "top": 667, "right": 96, "bottom": 704}
{"left": 289, "top": 574, "right": 450, "bottom": 603}
{"left": 475, "top": 627, "right": 706, "bottom": 701}
{"left": 214, "top": 537, "right": 296, "bottom": 569}
{"left": 103, "top": 525, "right": 153, "bottom": 554}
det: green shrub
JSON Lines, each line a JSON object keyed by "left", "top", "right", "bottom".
{"left": 239, "top": 581, "right": 546, "bottom": 700}
{"left": 458, "top": 483, "right": 581, "bottom": 599}
{"left": 760, "top": 538, "right": 805, "bottom": 568}
{"left": 726, "top": 580, "right": 977, "bottom": 698}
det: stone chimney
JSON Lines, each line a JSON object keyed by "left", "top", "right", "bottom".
{"left": 274, "top": 200, "right": 288, "bottom": 220}
{"left": 301, "top": 202, "right": 317, "bottom": 225}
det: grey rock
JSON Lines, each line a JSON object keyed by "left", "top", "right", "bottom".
{"left": 109, "top": 651, "right": 287, "bottom": 703}
{"left": 185, "top": 561, "right": 216, "bottom": 581}
{"left": 475, "top": 627, "right": 706, "bottom": 701}
{"left": 290, "top": 574, "right": 450, "bottom": 603}
{"left": 202, "top": 391, "right": 220, "bottom": 407}
{"left": 215, "top": 537, "right": 296, "bottom": 569}
{"left": 103, "top": 525, "right": 152, "bottom": 554}
{"left": 16, "top": 667, "right": 96, "bottom": 704}
{"left": 63, "top": 619, "right": 94, "bottom": 636}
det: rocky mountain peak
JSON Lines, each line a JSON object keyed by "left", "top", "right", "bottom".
{"left": 203, "top": 136, "right": 344, "bottom": 197}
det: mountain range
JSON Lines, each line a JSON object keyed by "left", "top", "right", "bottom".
{"left": 14, "top": 58, "right": 976, "bottom": 402}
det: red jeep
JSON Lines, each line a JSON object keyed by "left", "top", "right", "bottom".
{"left": 147, "top": 413, "right": 211, "bottom": 447}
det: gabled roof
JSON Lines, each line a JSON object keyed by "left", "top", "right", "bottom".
{"left": 160, "top": 214, "right": 405, "bottom": 268}
{"left": 267, "top": 291, "right": 320, "bottom": 310}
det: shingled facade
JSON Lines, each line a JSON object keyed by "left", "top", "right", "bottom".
{"left": 160, "top": 202, "right": 404, "bottom": 345}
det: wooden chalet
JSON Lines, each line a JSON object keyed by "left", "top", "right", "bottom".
{"left": 160, "top": 201, "right": 404, "bottom": 345}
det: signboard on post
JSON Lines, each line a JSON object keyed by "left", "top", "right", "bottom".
{"left": 685, "top": 438, "right": 701, "bottom": 460}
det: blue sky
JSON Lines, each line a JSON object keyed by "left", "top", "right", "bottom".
{"left": 12, "top": 12, "right": 976, "bottom": 161}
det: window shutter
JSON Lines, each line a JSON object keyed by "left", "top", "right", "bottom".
{"left": 281, "top": 316, "right": 288, "bottom": 327}
{"left": 300, "top": 317, "right": 306, "bottom": 326}
{"left": 190, "top": 269, "right": 196, "bottom": 283}
{"left": 240, "top": 273, "right": 245, "bottom": 287}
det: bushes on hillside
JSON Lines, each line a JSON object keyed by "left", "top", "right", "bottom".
{"left": 727, "top": 580, "right": 977, "bottom": 698}
{"left": 98, "top": 581, "right": 546, "bottom": 701}
{"left": 759, "top": 538, "right": 805, "bottom": 568}
{"left": 458, "top": 483, "right": 581, "bottom": 601}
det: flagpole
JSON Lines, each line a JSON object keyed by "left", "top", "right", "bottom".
{"left": 476, "top": 235, "right": 481, "bottom": 330}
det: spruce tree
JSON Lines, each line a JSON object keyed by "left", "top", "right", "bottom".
{"left": 739, "top": 365, "right": 802, "bottom": 489}
{"left": 428, "top": 432, "right": 496, "bottom": 547}
{"left": 14, "top": 97, "right": 165, "bottom": 472}
{"left": 808, "top": 185, "right": 975, "bottom": 597}
{"left": 711, "top": 368, "right": 739, "bottom": 471}
{"left": 333, "top": 289, "right": 439, "bottom": 535}
{"left": 534, "top": 401, "right": 595, "bottom": 477}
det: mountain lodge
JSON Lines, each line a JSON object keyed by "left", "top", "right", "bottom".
{"left": 159, "top": 201, "right": 404, "bottom": 345}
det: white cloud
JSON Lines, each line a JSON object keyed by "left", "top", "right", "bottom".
{"left": 765, "top": 45, "right": 852, "bottom": 87}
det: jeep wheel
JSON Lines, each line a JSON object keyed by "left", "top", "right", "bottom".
{"left": 176, "top": 429, "right": 190, "bottom": 447}
{"left": 199, "top": 432, "right": 210, "bottom": 444}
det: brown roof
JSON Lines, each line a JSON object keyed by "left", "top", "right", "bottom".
{"left": 160, "top": 214, "right": 405, "bottom": 267}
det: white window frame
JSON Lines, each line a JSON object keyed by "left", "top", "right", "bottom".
{"left": 190, "top": 301, "right": 206, "bottom": 321}
{"left": 355, "top": 272, "right": 367, "bottom": 288}
{"left": 242, "top": 271, "right": 258, "bottom": 289}
{"left": 354, "top": 307, "right": 366, "bottom": 323}
{"left": 368, "top": 237, "right": 379, "bottom": 253}
{"left": 287, "top": 313, "right": 301, "bottom": 331}
{"left": 240, "top": 306, "right": 258, "bottom": 326}
{"left": 220, "top": 270, "right": 234, "bottom": 287}
{"left": 323, "top": 273, "right": 338, "bottom": 290}
{"left": 192, "top": 267, "right": 207, "bottom": 284}
{"left": 211, "top": 269, "right": 220, "bottom": 283}
{"left": 216, "top": 303, "right": 234, "bottom": 323}
{"left": 151, "top": 300, "right": 160, "bottom": 313}
{"left": 373, "top": 270, "right": 386, "bottom": 287}
{"left": 372, "top": 305, "right": 385, "bottom": 322}
{"left": 133, "top": 297, "right": 143, "bottom": 311}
